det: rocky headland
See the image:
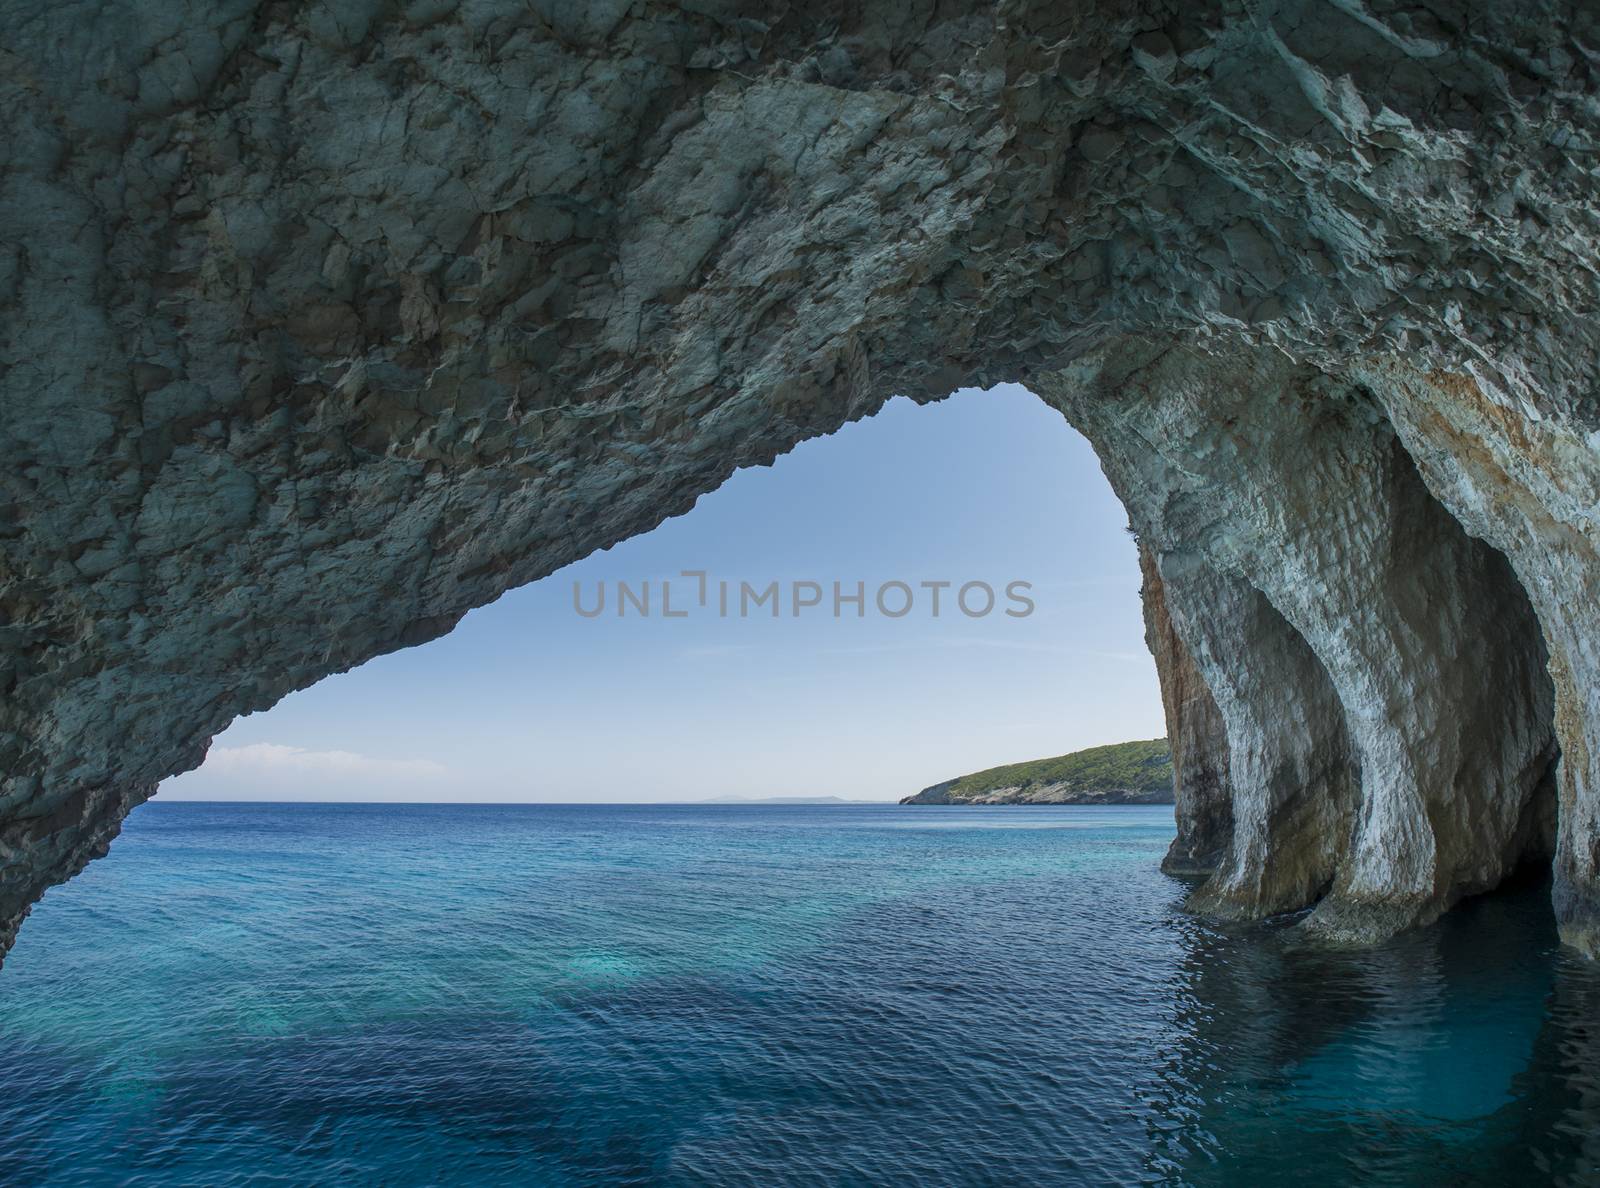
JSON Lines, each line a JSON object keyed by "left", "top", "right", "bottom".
{"left": 902, "top": 740, "right": 1174, "bottom": 805}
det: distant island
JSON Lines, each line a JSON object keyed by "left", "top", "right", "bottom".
{"left": 901, "top": 739, "right": 1174, "bottom": 805}
{"left": 693, "top": 795, "right": 883, "bottom": 806}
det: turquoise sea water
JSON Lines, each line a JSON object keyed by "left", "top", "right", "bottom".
{"left": 2, "top": 803, "right": 1597, "bottom": 1186}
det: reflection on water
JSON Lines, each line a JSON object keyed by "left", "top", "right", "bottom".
{"left": 0, "top": 803, "right": 1596, "bottom": 1185}
{"left": 1151, "top": 882, "right": 1600, "bottom": 1186}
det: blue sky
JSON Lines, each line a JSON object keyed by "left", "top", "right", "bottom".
{"left": 158, "top": 384, "right": 1164, "bottom": 802}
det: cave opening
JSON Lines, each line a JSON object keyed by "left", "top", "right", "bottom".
{"left": 10, "top": 2, "right": 1600, "bottom": 1176}
{"left": 154, "top": 383, "right": 1165, "bottom": 813}
{"left": 2, "top": 364, "right": 1570, "bottom": 959}
{"left": 109, "top": 363, "right": 1569, "bottom": 956}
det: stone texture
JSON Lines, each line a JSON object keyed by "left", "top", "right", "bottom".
{"left": 3, "top": 1, "right": 1600, "bottom": 960}
{"left": 1138, "top": 543, "right": 1232, "bottom": 878}
{"left": 1148, "top": 548, "right": 1358, "bottom": 918}
{"left": 1353, "top": 361, "right": 1600, "bottom": 953}
{"left": 1040, "top": 341, "right": 1560, "bottom": 939}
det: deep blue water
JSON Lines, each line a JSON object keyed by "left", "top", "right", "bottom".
{"left": 1, "top": 803, "right": 1598, "bottom": 1186}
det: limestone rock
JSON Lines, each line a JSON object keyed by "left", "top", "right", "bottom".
{"left": 3, "top": 1, "right": 1600, "bottom": 960}
{"left": 1040, "top": 342, "right": 1560, "bottom": 939}
{"left": 1138, "top": 544, "right": 1232, "bottom": 878}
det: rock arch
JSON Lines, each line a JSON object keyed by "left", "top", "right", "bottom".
{"left": 2, "top": 1, "right": 1599, "bottom": 960}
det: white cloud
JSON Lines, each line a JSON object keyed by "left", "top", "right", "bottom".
{"left": 198, "top": 743, "right": 448, "bottom": 781}
{"left": 157, "top": 742, "right": 453, "bottom": 801}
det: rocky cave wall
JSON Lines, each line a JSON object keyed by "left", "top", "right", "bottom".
{"left": 1040, "top": 342, "right": 1560, "bottom": 940}
{"left": 2, "top": 0, "right": 1599, "bottom": 962}
{"left": 1136, "top": 542, "right": 1232, "bottom": 879}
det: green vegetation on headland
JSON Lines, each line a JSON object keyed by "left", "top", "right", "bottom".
{"left": 901, "top": 739, "right": 1173, "bottom": 805}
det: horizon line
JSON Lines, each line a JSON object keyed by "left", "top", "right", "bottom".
{"left": 144, "top": 798, "right": 1174, "bottom": 808}
{"left": 147, "top": 798, "right": 906, "bottom": 806}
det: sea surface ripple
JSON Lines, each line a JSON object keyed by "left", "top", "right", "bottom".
{"left": 1, "top": 803, "right": 1597, "bottom": 1186}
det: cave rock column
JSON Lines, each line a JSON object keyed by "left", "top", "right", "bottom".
{"left": 1138, "top": 542, "right": 1233, "bottom": 878}
{"left": 1359, "top": 360, "right": 1600, "bottom": 956}
{"left": 1147, "top": 548, "right": 1357, "bottom": 919}
{"left": 1039, "top": 342, "right": 1558, "bottom": 941}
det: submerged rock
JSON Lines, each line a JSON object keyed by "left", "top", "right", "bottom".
{"left": 3, "top": 1, "right": 1600, "bottom": 960}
